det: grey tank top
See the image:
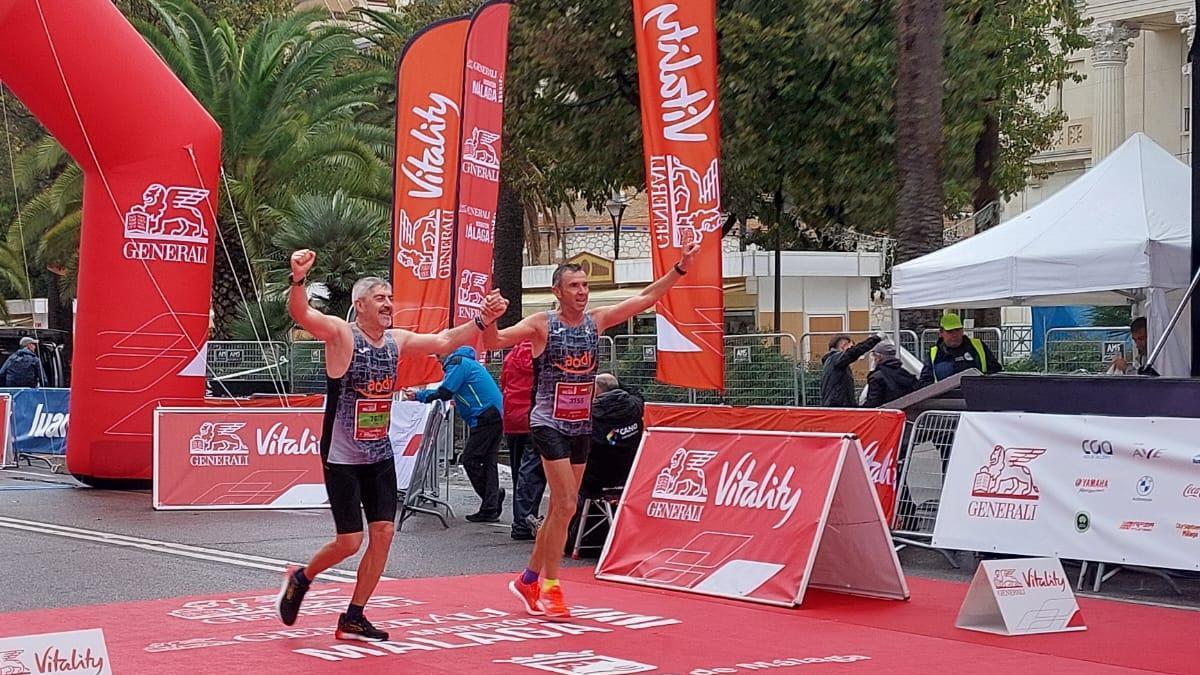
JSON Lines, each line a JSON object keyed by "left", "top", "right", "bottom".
{"left": 322, "top": 326, "right": 399, "bottom": 465}
{"left": 529, "top": 311, "right": 599, "bottom": 436}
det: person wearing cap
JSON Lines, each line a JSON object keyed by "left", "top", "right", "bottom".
{"left": 864, "top": 341, "right": 918, "bottom": 407}
{"left": 0, "top": 336, "right": 47, "bottom": 388}
{"left": 918, "top": 313, "right": 1001, "bottom": 386}
{"left": 819, "top": 333, "right": 882, "bottom": 407}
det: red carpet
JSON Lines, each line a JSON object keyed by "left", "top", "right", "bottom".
{"left": 0, "top": 570, "right": 1193, "bottom": 674}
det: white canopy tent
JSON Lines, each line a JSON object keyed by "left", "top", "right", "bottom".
{"left": 892, "top": 133, "right": 1192, "bottom": 376}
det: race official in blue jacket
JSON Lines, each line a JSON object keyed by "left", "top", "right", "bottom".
{"left": 412, "top": 346, "right": 505, "bottom": 521}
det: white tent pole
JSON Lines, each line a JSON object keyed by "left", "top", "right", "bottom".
{"left": 1144, "top": 270, "right": 1200, "bottom": 373}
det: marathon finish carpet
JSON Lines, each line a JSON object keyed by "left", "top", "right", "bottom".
{"left": 0, "top": 570, "right": 1192, "bottom": 674}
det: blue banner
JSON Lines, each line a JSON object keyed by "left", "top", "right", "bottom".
{"left": 2, "top": 388, "right": 70, "bottom": 455}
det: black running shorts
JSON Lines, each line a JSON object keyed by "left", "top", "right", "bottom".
{"left": 531, "top": 426, "right": 590, "bottom": 465}
{"left": 322, "top": 457, "right": 397, "bottom": 534}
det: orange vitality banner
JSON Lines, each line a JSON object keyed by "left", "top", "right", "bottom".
{"left": 391, "top": 16, "right": 470, "bottom": 386}
{"left": 450, "top": 0, "right": 511, "bottom": 336}
{"left": 632, "top": 0, "right": 724, "bottom": 391}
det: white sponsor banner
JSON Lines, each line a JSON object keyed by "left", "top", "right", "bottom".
{"left": 933, "top": 412, "right": 1200, "bottom": 571}
{"left": 0, "top": 628, "right": 113, "bottom": 675}
{"left": 390, "top": 399, "right": 433, "bottom": 491}
{"left": 955, "top": 558, "right": 1085, "bottom": 636}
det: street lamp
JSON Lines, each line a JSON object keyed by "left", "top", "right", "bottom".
{"left": 605, "top": 191, "right": 629, "bottom": 260}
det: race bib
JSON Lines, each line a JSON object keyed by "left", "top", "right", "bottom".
{"left": 354, "top": 398, "right": 392, "bottom": 441}
{"left": 552, "top": 382, "right": 594, "bottom": 422}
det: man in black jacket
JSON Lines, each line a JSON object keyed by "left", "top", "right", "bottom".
{"left": 582, "top": 374, "right": 643, "bottom": 496}
{"left": 864, "top": 342, "right": 918, "bottom": 407}
{"left": 820, "top": 334, "right": 881, "bottom": 407}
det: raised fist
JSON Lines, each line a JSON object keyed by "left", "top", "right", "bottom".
{"left": 291, "top": 250, "right": 316, "bottom": 280}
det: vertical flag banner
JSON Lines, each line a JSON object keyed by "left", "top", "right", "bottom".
{"left": 391, "top": 16, "right": 470, "bottom": 386}
{"left": 633, "top": 0, "right": 725, "bottom": 391}
{"left": 450, "top": 0, "right": 512, "bottom": 331}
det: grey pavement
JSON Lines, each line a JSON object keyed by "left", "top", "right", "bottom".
{"left": 1, "top": 463, "right": 1197, "bottom": 615}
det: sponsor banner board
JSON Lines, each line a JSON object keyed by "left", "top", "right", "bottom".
{"left": 0, "top": 628, "right": 113, "bottom": 675}
{"left": 2, "top": 388, "right": 69, "bottom": 455}
{"left": 933, "top": 412, "right": 1200, "bottom": 571}
{"left": 0, "top": 394, "right": 12, "bottom": 467}
{"left": 956, "top": 558, "right": 1086, "bottom": 636}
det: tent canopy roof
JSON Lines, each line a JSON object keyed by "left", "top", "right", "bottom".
{"left": 892, "top": 133, "right": 1190, "bottom": 309}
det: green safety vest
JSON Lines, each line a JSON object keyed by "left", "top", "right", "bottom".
{"left": 930, "top": 337, "right": 988, "bottom": 381}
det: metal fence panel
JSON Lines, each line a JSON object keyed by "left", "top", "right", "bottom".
{"left": 612, "top": 334, "right": 689, "bottom": 403}
{"left": 289, "top": 341, "right": 327, "bottom": 393}
{"left": 207, "top": 341, "right": 288, "bottom": 384}
{"left": 892, "top": 410, "right": 961, "bottom": 538}
{"left": 1043, "top": 326, "right": 1131, "bottom": 374}
{"left": 696, "top": 333, "right": 798, "bottom": 406}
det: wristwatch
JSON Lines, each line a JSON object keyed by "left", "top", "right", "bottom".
{"left": 289, "top": 274, "right": 306, "bottom": 287}
{"left": 674, "top": 262, "right": 688, "bottom": 276}
{"left": 474, "top": 316, "right": 487, "bottom": 331}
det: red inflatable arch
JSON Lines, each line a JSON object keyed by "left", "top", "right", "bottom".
{"left": 0, "top": 0, "right": 220, "bottom": 482}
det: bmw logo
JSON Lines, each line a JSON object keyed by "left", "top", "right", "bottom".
{"left": 1136, "top": 475, "right": 1155, "bottom": 496}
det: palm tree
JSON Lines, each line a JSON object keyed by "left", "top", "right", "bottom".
{"left": 894, "top": 0, "right": 946, "bottom": 330}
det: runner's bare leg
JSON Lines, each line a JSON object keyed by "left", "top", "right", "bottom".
{"left": 302, "top": 532, "right": 363, "bottom": 580}
{"left": 351, "top": 520, "right": 395, "bottom": 605}
{"left": 530, "top": 458, "right": 585, "bottom": 580}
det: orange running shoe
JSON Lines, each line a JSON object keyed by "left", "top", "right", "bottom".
{"left": 536, "top": 584, "right": 571, "bottom": 620}
{"left": 508, "top": 576, "right": 543, "bottom": 616}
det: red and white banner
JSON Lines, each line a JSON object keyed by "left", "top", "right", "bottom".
{"left": 154, "top": 408, "right": 326, "bottom": 510}
{"left": 933, "top": 412, "right": 1200, "bottom": 572}
{"left": 633, "top": 0, "right": 724, "bottom": 391}
{"left": 956, "top": 557, "right": 1086, "bottom": 636}
{"left": 391, "top": 16, "right": 470, "bottom": 387}
{"left": 596, "top": 427, "right": 907, "bottom": 607}
{"left": 390, "top": 400, "right": 433, "bottom": 490}
{"left": 0, "top": 628, "right": 113, "bottom": 675}
{"left": 644, "top": 403, "right": 905, "bottom": 522}
{"left": 449, "top": 0, "right": 511, "bottom": 333}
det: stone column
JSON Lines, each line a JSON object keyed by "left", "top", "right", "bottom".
{"left": 1179, "top": 9, "right": 1195, "bottom": 163}
{"left": 1088, "top": 22, "right": 1140, "bottom": 161}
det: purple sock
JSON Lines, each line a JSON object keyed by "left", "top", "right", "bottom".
{"left": 294, "top": 567, "right": 310, "bottom": 586}
{"left": 520, "top": 568, "right": 538, "bottom": 584}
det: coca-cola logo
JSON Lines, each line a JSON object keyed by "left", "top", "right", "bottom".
{"left": 402, "top": 92, "right": 458, "bottom": 199}
{"left": 256, "top": 423, "right": 319, "bottom": 456}
{"left": 1184, "top": 484, "right": 1200, "bottom": 499}
{"left": 714, "top": 453, "right": 802, "bottom": 529}
{"left": 642, "top": 3, "right": 715, "bottom": 143}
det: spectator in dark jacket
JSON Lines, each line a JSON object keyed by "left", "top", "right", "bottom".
{"left": 0, "top": 337, "right": 46, "bottom": 388}
{"left": 582, "top": 374, "right": 644, "bottom": 496}
{"left": 863, "top": 342, "right": 918, "bottom": 407}
{"left": 819, "top": 334, "right": 881, "bottom": 407}
{"left": 918, "top": 313, "right": 1002, "bottom": 386}
{"left": 412, "top": 345, "right": 505, "bottom": 522}
{"left": 500, "top": 341, "right": 545, "bottom": 540}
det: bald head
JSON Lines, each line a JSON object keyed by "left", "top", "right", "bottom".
{"left": 595, "top": 373, "right": 619, "bottom": 394}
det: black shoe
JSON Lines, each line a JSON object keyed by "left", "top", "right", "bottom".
{"left": 275, "top": 566, "right": 310, "bottom": 626}
{"left": 466, "top": 511, "right": 501, "bottom": 523}
{"left": 510, "top": 529, "right": 535, "bottom": 541}
{"left": 335, "top": 613, "right": 389, "bottom": 642}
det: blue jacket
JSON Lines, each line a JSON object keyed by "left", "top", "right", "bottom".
{"left": 415, "top": 346, "right": 502, "bottom": 427}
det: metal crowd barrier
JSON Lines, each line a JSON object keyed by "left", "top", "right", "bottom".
{"left": 891, "top": 409, "right": 962, "bottom": 568}
{"left": 398, "top": 400, "right": 455, "bottom": 530}
{"left": 1043, "top": 326, "right": 1131, "bottom": 374}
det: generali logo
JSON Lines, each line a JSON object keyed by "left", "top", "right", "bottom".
{"left": 648, "top": 155, "right": 721, "bottom": 250}
{"left": 967, "top": 445, "right": 1045, "bottom": 521}
{"left": 402, "top": 92, "right": 458, "bottom": 200}
{"left": 256, "top": 423, "right": 319, "bottom": 456}
{"left": 647, "top": 448, "right": 715, "bottom": 522}
{"left": 1075, "top": 478, "right": 1109, "bottom": 493}
{"left": 642, "top": 3, "right": 715, "bottom": 143}
{"left": 992, "top": 568, "right": 1023, "bottom": 591}
{"left": 395, "top": 208, "right": 452, "bottom": 281}
{"left": 1183, "top": 484, "right": 1200, "bottom": 499}
{"left": 455, "top": 269, "right": 489, "bottom": 320}
{"left": 0, "top": 650, "right": 31, "bottom": 675}
{"left": 461, "top": 127, "right": 500, "bottom": 182}
{"left": 122, "top": 183, "right": 210, "bottom": 265}
{"left": 188, "top": 422, "right": 249, "bottom": 467}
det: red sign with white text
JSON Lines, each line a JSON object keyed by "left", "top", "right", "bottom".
{"left": 153, "top": 408, "right": 326, "bottom": 509}
{"left": 450, "top": 1, "right": 511, "bottom": 332}
{"left": 391, "top": 16, "right": 469, "bottom": 387}
{"left": 597, "top": 428, "right": 845, "bottom": 606}
{"left": 0, "top": 394, "right": 10, "bottom": 467}
{"left": 644, "top": 404, "right": 904, "bottom": 523}
{"left": 633, "top": 0, "right": 724, "bottom": 391}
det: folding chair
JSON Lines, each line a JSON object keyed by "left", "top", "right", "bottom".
{"left": 570, "top": 487, "right": 622, "bottom": 559}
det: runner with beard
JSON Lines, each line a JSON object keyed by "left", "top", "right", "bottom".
{"left": 275, "top": 249, "right": 504, "bottom": 641}
{"left": 482, "top": 242, "right": 699, "bottom": 618}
